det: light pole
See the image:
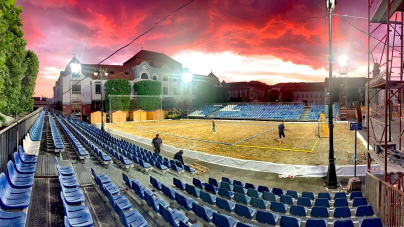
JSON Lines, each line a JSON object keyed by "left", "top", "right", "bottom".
{"left": 338, "top": 55, "right": 348, "bottom": 109}
{"left": 325, "top": 0, "right": 338, "bottom": 188}
{"left": 94, "top": 68, "right": 108, "bottom": 131}
{"left": 182, "top": 72, "right": 193, "bottom": 113}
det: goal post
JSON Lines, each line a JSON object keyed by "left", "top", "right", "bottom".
{"left": 108, "top": 95, "right": 164, "bottom": 122}
{"left": 318, "top": 113, "right": 329, "bottom": 138}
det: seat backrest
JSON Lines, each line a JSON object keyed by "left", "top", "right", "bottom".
{"left": 233, "top": 180, "right": 244, "bottom": 187}
{"left": 150, "top": 176, "right": 157, "bottom": 188}
{"left": 216, "top": 197, "right": 233, "bottom": 212}
{"left": 247, "top": 189, "right": 259, "bottom": 198}
{"left": 272, "top": 188, "right": 283, "bottom": 196}
{"left": 175, "top": 192, "right": 187, "bottom": 208}
{"left": 349, "top": 191, "right": 363, "bottom": 200}
{"left": 219, "top": 188, "right": 232, "bottom": 199}
{"left": 306, "top": 219, "right": 327, "bottom": 227}
{"left": 263, "top": 191, "right": 277, "bottom": 201}
{"left": 286, "top": 190, "right": 299, "bottom": 199}
{"left": 334, "top": 207, "right": 351, "bottom": 218}
{"left": 297, "top": 197, "right": 311, "bottom": 207}
{"left": 314, "top": 198, "right": 330, "bottom": 207}
{"left": 355, "top": 205, "right": 374, "bottom": 216}
{"left": 145, "top": 191, "right": 157, "bottom": 211}
{"left": 317, "top": 192, "right": 331, "bottom": 200}
{"left": 334, "top": 192, "right": 347, "bottom": 200}
{"left": 234, "top": 193, "right": 248, "bottom": 204}
{"left": 234, "top": 185, "right": 246, "bottom": 194}
{"left": 280, "top": 216, "right": 301, "bottom": 227}
{"left": 159, "top": 204, "right": 176, "bottom": 227}
{"left": 334, "top": 198, "right": 348, "bottom": 207}
{"left": 213, "top": 212, "right": 238, "bottom": 227}
{"left": 359, "top": 218, "right": 383, "bottom": 227}
{"left": 257, "top": 185, "right": 269, "bottom": 193}
{"left": 251, "top": 197, "right": 267, "bottom": 209}
{"left": 290, "top": 205, "right": 307, "bottom": 217}
{"left": 204, "top": 183, "right": 216, "bottom": 194}
{"left": 333, "top": 219, "right": 354, "bottom": 227}
{"left": 6, "top": 161, "right": 15, "bottom": 178}
{"left": 162, "top": 184, "right": 173, "bottom": 199}
{"left": 302, "top": 191, "right": 315, "bottom": 200}
{"left": 192, "top": 203, "right": 209, "bottom": 222}
{"left": 270, "top": 201, "right": 287, "bottom": 213}
{"left": 280, "top": 195, "right": 294, "bottom": 205}
{"left": 352, "top": 197, "right": 367, "bottom": 207}
{"left": 193, "top": 178, "right": 203, "bottom": 189}
{"left": 256, "top": 210, "right": 277, "bottom": 225}
{"left": 209, "top": 177, "right": 219, "bottom": 187}
{"left": 221, "top": 181, "right": 232, "bottom": 191}
{"left": 245, "top": 183, "right": 255, "bottom": 190}
{"left": 122, "top": 172, "right": 131, "bottom": 187}
{"left": 0, "top": 173, "right": 8, "bottom": 195}
{"left": 311, "top": 206, "right": 329, "bottom": 218}
{"left": 222, "top": 177, "right": 232, "bottom": 185}
{"left": 235, "top": 204, "right": 255, "bottom": 219}
{"left": 200, "top": 191, "right": 215, "bottom": 204}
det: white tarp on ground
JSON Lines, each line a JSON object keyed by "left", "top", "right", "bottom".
{"left": 106, "top": 127, "right": 382, "bottom": 177}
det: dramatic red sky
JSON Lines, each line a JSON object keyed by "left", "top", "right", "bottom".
{"left": 16, "top": 0, "right": 377, "bottom": 98}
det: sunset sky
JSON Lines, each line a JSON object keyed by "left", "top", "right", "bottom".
{"left": 16, "top": 0, "right": 376, "bottom": 98}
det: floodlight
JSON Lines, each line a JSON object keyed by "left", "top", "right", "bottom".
{"left": 325, "top": 0, "right": 336, "bottom": 11}
{"left": 93, "top": 70, "right": 98, "bottom": 76}
{"left": 182, "top": 73, "right": 193, "bottom": 82}
{"left": 70, "top": 63, "right": 81, "bottom": 73}
{"left": 338, "top": 55, "right": 348, "bottom": 67}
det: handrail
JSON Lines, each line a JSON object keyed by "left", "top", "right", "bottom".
{"left": 0, "top": 107, "right": 43, "bottom": 135}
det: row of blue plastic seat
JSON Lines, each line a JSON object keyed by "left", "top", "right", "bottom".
{"left": 55, "top": 116, "right": 89, "bottom": 158}
{"left": 169, "top": 177, "right": 382, "bottom": 227}
{"left": 189, "top": 105, "right": 223, "bottom": 117}
{"left": 29, "top": 111, "right": 45, "bottom": 141}
{"left": 49, "top": 113, "right": 65, "bottom": 150}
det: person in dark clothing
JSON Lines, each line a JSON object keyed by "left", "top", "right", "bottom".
{"left": 152, "top": 134, "right": 163, "bottom": 155}
{"left": 173, "top": 150, "right": 184, "bottom": 165}
{"left": 278, "top": 122, "right": 286, "bottom": 145}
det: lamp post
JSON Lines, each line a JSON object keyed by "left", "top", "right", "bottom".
{"left": 94, "top": 68, "right": 108, "bottom": 131}
{"left": 338, "top": 55, "right": 348, "bottom": 109}
{"left": 182, "top": 72, "right": 193, "bottom": 113}
{"left": 325, "top": 0, "right": 338, "bottom": 188}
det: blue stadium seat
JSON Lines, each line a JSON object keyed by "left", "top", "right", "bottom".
{"left": 61, "top": 185, "right": 85, "bottom": 205}
{"left": 314, "top": 198, "right": 330, "bottom": 207}
{"left": 150, "top": 176, "right": 162, "bottom": 191}
{"left": 355, "top": 205, "right": 374, "bottom": 217}
{"left": 212, "top": 213, "right": 239, "bottom": 227}
{"left": 209, "top": 177, "right": 220, "bottom": 187}
{"left": 280, "top": 216, "right": 301, "bottom": 227}
{"left": 175, "top": 192, "right": 198, "bottom": 210}
{"left": 216, "top": 197, "right": 236, "bottom": 212}
{"left": 222, "top": 177, "right": 233, "bottom": 185}
{"left": 317, "top": 192, "right": 331, "bottom": 200}
{"left": 156, "top": 162, "right": 168, "bottom": 175}
{"left": 100, "top": 181, "right": 119, "bottom": 196}
{"left": 349, "top": 191, "right": 363, "bottom": 200}
{"left": 200, "top": 191, "right": 216, "bottom": 205}
{"left": 333, "top": 219, "right": 354, "bottom": 227}
{"left": 245, "top": 187, "right": 262, "bottom": 199}
{"left": 170, "top": 163, "right": 183, "bottom": 175}
{"left": 91, "top": 168, "right": 111, "bottom": 185}
{"left": 270, "top": 201, "right": 288, "bottom": 213}
{"left": 132, "top": 180, "right": 153, "bottom": 200}
{"left": 358, "top": 218, "right": 383, "bottom": 227}
{"left": 162, "top": 183, "right": 178, "bottom": 200}
{"left": 6, "top": 161, "right": 34, "bottom": 189}
{"left": 257, "top": 185, "right": 270, "bottom": 193}
{"left": 310, "top": 206, "right": 329, "bottom": 218}
{"left": 352, "top": 197, "right": 367, "bottom": 207}
{"left": 263, "top": 191, "right": 278, "bottom": 202}
{"left": 0, "top": 173, "right": 31, "bottom": 209}
{"left": 250, "top": 197, "right": 269, "bottom": 209}
{"left": 245, "top": 183, "right": 257, "bottom": 190}
{"left": 255, "top": 210, "right": 279, "bottom": 225}
{"left": 235, "top": 204, "right": 256, "bottom": 219}
{"left": 174, "top": 178, "right": 186, "bottom": 191}
{"left": 286, "top": 190, "right": 300, "bottom": 199}
{"left": 61, "top": 192, "right": 93, "bottom": 227}
{"left": 18, "top": 146, "right": 38, "bottom": 164}
{"left": 280, "top": 195, "right": 295, "bottom": 205}
{"left": 334, "top": 192, "right": 347, "bottom": 200}
{"left": 192, "top": 203, "right": 216, "bottom": 222}
{"left": 186, "top": 183, "right": 200, "bottom": 198}
{"left": 0, "top": 210, "right": 27, "bottom": 227}
{"left": 233, "top": 192, "right": 251, "bottom": 205}
{"left": 234, "top": 185, "right": 247, "bottom": 195}
{"left": 236, "top": 223, "right": 258, "bottom": 227}
{"left": 204, "top": 183, "right": 218, "bottom": 195}
{"left": 220, "top": 181, "right": 234, "bottom": 191}
{"left": 106, "top": 189, "right": 132, "bottom": 212}
{"left": 13, "top": 152, "right": 36, "bottom": 174}
{"left": 58, "top": 175, "right": 79, "bottom": 188}
{"left": 184, "top": 165, "right": 196, "bottom": 175}
{"left": 219, "top": 187, "right": 234, "bottom": 200}
{"left": 306, "top": 219, "right": 327, "bottom": 227}
{"left": 145, "top": 191, "right": 169, "bottom": 212}
{"left": 272, "top": 188, "right": 284, "bottom": 196}
{"left": 334, "top": 198, "right": 349, "bottom": 207}
{"left": 159, "top": 204, "right": 189, "bottom": 227}
{"left": 297, "top": 197, "right": 312, "bottom": 207}
{"left": 290, "top": 205, "right": 308, "bottom": 217}
{"left": 301, "top": 191, "right": 315, "bottom": 200}
{"left": 333, "top": 207, "right": 351, "bottom": 218}
{"left": 179, "top": 220, "right": 200, "bottom": 227}
{"left": 117, "top": 205, "right": 147, "bottom": 227}
{"left": 193, "top": 178, "right": 205, "bottom": 189}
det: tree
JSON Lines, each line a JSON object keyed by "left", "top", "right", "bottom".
{"left": 268, "top": 90, "right": 279, "bottom": 102}
{"left": 19, "top": 50, "right": 39, "bottom": 113}
{"left": 133, "top": 80, "right": 162, "bottom": 111}
{"left": 105, "top": 79, "right": 131, "bottom": 112}
{"left": 281, "top": 90, "right": 293, "bottom": 102}
{"left": 0, "top": 0, "right": 27, "bottom": 116}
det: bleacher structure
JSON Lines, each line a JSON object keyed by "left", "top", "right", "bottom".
{"left": 189, "top": 105, "right": 224, "bottom": 117}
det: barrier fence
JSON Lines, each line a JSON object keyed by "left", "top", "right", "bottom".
{"left": 0, "top": 107, "right": 43, "bottom": 173}
{"left": 365, "top": 172, "right": 404, "bottom": 227}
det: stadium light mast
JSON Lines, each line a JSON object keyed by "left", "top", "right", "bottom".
{"left": 94, "top": 68, "right": 108, "bottom": 131}
{"left": 325, "top": 0, "right": 338, "bottom": 189}
{"left": 182, "top": 72, "right": 193, "bottom": 113}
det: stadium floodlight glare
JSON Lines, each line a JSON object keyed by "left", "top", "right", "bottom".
{"left": 182, "top": 73, "right": 193, "bottom": 82}
{"left": 338, "top": 55, "right": 348, "bottom": 67}
{"left": 325, "top": 0, "right": 336, "bottom": 11}
{"left": 70, "top": 63, "right": 81, "bottom": 73}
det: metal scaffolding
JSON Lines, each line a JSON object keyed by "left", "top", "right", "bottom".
{"left": 367, "top": 0, "right": 404, "bottom": 186}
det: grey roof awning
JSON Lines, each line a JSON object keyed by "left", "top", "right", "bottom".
{"left": 371, "top": 0, "right": 404, "bottom": 24}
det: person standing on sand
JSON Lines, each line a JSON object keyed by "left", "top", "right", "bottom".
{"left": 278, "top": 122, "right": 286, "bottom": 145}
{"left": 212, "top": 119, "right": 216, "bottom": 133}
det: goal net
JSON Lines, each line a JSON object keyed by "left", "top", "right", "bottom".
{"left": 318, "top": 113, "right": 329, "bottom": 138}
{"left": 107, "top": 95, "right": 164, "bottom": 122}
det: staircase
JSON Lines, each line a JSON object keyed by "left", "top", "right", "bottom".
{"left": 299, "top": 106, "right": 312, "bottom": 122}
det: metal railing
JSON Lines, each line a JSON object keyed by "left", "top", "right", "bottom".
{"left": 365, "top": 172, "right": 404, "bottom": 226}
{"left": 0, "top": 107, "right": 43, "bottom": 173}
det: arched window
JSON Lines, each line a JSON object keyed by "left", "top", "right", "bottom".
{"left": 152, "top": 76, "right": 157, "bottom": 81}
{"left": 163, "top": 76, "right": 168, "bottom": 81}
{"left": 141, "top": 73, "right": 148, "bottom": 79}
